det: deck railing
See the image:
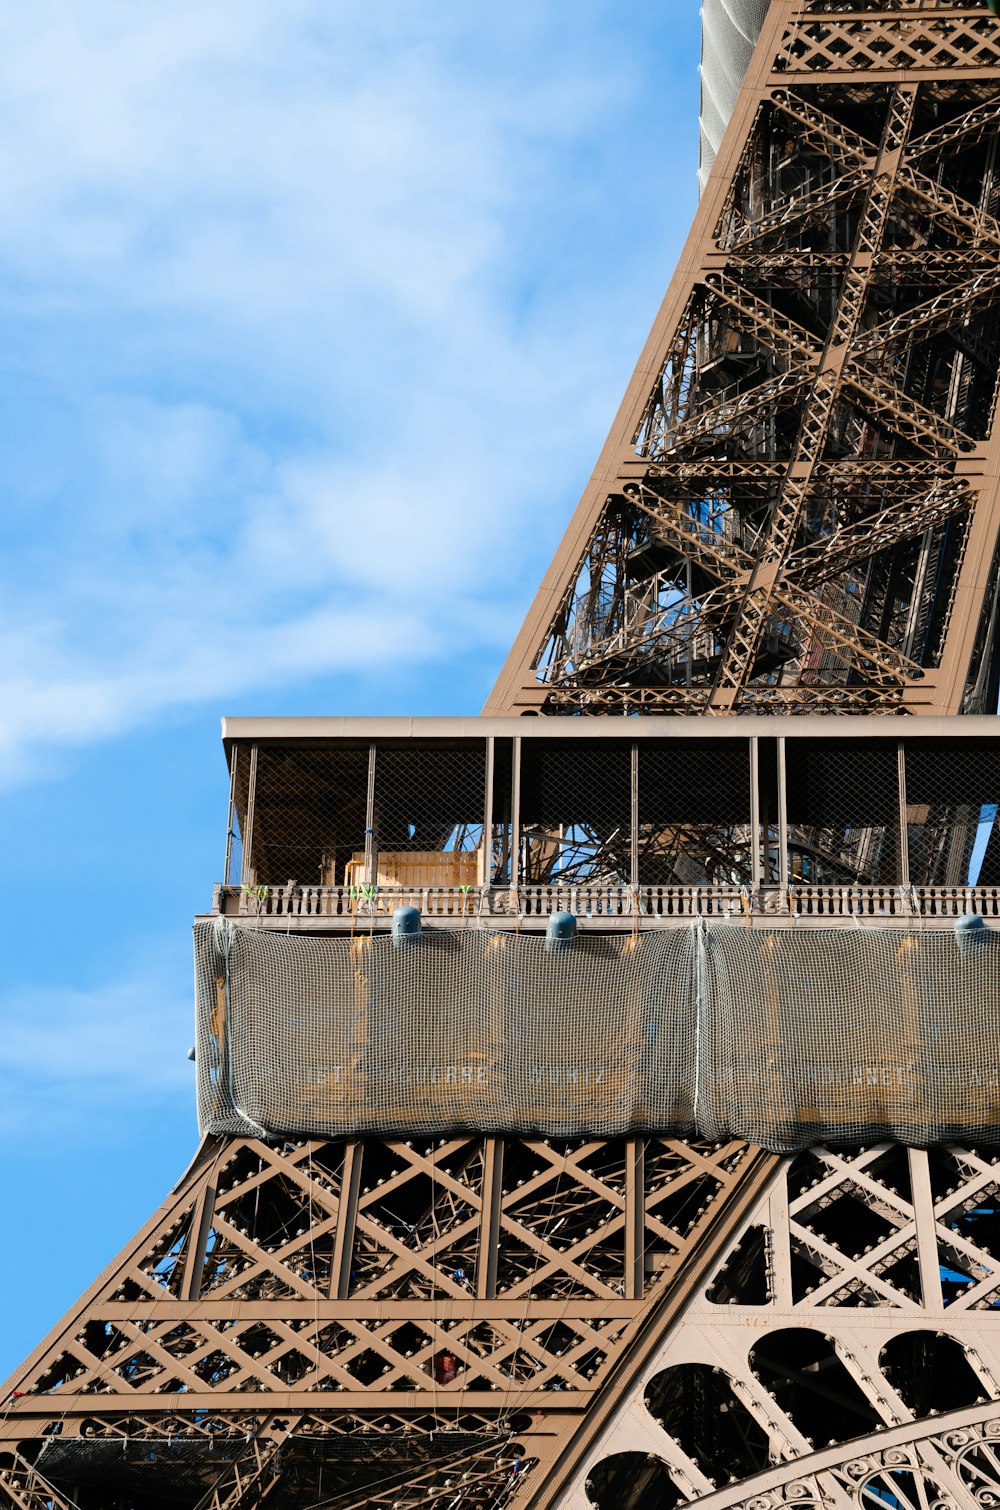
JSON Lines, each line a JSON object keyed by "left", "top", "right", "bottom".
{"left": 213, "top": 881, "right": 1000, "bottom": 926}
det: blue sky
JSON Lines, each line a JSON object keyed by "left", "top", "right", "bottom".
{"left": 0, "top": 2, "right": 701, "bottom": 1379}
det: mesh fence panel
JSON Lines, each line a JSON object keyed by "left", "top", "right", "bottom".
{"left": 248, "top": 745, "right": 370, "bottom": 888}
{"left": 699, "top": 927, "right": 1000, "bottom": 1148}
{"left": 904, "top": 737, "right": 1000, "bottom": 888}
{"left": 518, "top": 740, "right": 631, "bottom": 886}
{"left": 195, "top": 923, "right": 695, "bottom": 1140}
{"left": 785, "top": 739, "right": 901, "bottom": 886}
{"left": 489, "top": 739, "right": 514, "bottom": 886}
{"left": 372, "top": 743, "right": 486, "bottom": 888}
{"left": 638, "top": 740, "right": 752, "bottom": 886}
{"left": 225, "top": 734, "right": 1000, "bottom": 901}
{"left": 195, "top": 920, "right": 1000, "bottom": 1151}
{"left": 224, "top": 745, "right": 245, "bottom": 888}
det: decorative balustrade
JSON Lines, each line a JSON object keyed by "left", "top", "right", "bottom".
{"left": 212, "top": 881, "right": 1000, "bottom": 928}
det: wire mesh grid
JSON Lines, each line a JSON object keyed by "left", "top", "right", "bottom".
{"left": 198, "top": 919, "right": 1000, "bottom": 1148}
{"left": 638, "top": 739, "right": 752, "bottom": 887}
{"left": 517, "top": 740, "right": 631, "bottom": 887}
{"left": 903, "top": 736, "right": 1000, "bottom": 889}
{"left": 259, "top": 743, "right": 370, "bottom": 889}
{"left": 370, "top": 743, "right": 487, "bottom": 889}
{"left": 224, "top": 744, "right": 245, "bottom": 888}
{"left": 784, "top": 738, "right": 901, "bottom": 887}
{"left": 221, "top": 732, "right": 1000, "bottom": 915}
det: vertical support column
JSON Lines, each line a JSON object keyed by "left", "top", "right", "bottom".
{"left": 180, "top": 1179, "right": 218, "bottom": 1302}
{"left": 625, "top": 1139, "right": 645, "bottom": 1300}
{"left": 364, "top": 742, "right": 377, "bottom": 887}
{"left": 477, "top": 1139, "right": 504, "bottom": 1300}
{"left": 898, "top": 740, "right": 910, "bottom": 890}
{"left": 768, "top": 1172, "right": 793, "bottom": 1311}
{"left": 511, "top": 736, "right": 522, "bottom": 893}
{"left": 224, "top": 744, "right": 239, "bottom": 889}
{"left": 332, "top": 1142, "right": 363, "bottom": 1299}
{"left": 908, "top": 1148, "right": 943, "bottom": 1311}
{"left": 750, "top": 736, "right": 762, "bottom": 889}
{"left": 777, "top": 736, "right": 789, "bottom": 891}
{"left": 240, "top": 744, "right": 258, "bottom": 888}
{"left": 630, "top": 742, "right": 640, "bottom": 890}
{"left": 483, "top": 736, "right": 495, "bottom": 889}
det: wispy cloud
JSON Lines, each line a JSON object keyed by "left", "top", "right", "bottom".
{"left": 0, "top": 952, "right": 193, "bottom": 1134}
{"left": 0, "top": 2, "right": 697, "bottom": 786}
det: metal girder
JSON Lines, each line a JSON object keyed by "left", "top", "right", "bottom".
{"left": 657, "top": 368, "right": 814, "bottom": 458}
{"left": 702, "top": 272, "right": 821, "bottom": 362}
{"left": 629, "top": 484, "right": 754, "bottom": 580}
{"left": 0, "top": 1455, "right": 80, "bottom": 1510}
{"left": 486, "top": 0, "right": 1000, "bottom": 723}
{"left": 768, "top": 88, "right": 879, "bottom": 172}
{"left": 852, "top": 264, "right": 1000, "bottom": 358}
{"left": 707, "top": 85, "right": 920, "bottom": 699}
{"left": 909, "top": 92, "right": 1000, "bottom": 164}
{"left": 726, "top": 166, "right": 866, "bottom": 252}
{"left": 843, "top": 363, "right": 972, "bottom": 455}
{"left": 0, "top": 1134, "right": 774, "bottom": 1507}
{"left": 565, "top": 1142, "right": 1000, "bottom": 1510}
{"left": 790, "top": 477, "right": 972, "bottom": 588}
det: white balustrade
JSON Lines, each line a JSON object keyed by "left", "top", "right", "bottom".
{"left": 216, "top": 881, "right": 1000, "bottom": 925}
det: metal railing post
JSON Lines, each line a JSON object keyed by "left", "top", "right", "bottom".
{"left": 224, "top": 744, "right": 239, "bottom": 887}
{"left": 483, "top": 736, "right": 495, "bottom": 889}
{"left": 777, "top": 737, "right": 789, "bottom": 891}
{"left": 750, "top": 736, "right": 762, "bottom": 888}
{"left": 898, "top": 740, "right": 910, "bottom": 889}
{"left": 364, "top": 743, "right": 377, "bottom": 887}
{"left": 240, "top": 744, "right": 258, "bottom": 888}
{"left": 511, "top": 736, "right": 522, "bottom": 892}
{"left": 630, "top": 741, "right": 639, "bottom": 890}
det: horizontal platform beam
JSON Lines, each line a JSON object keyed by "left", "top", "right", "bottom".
{"left": 221, "top": 713, "right": 1000, "bottom": 745}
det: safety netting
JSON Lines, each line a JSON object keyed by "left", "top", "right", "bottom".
{"left": 194, "top": 920, "right": 1000, "bottom": 1151}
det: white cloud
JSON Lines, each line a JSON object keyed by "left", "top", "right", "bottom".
{"left": 0, "top": 1, "right": 699, "bottom": 786}
{"left": 0, "top": 959, "right": 193, "bottom": 1134}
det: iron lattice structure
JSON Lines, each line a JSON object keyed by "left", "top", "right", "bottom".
{"left": 487, "top": 0, "right": 1000, "bottom": 719}
{"left": 0, "top": 1135, "right": 774, "bottom": 1508}
{"left": 9, "top": 3, "right": 1000, "bottom": 1507}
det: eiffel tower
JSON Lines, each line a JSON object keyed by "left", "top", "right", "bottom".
{"left": 7, "top": 3, "right": 1000, "bottom": 1508}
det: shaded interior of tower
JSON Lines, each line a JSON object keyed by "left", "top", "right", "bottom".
{"left": 527, "top": 71, "right": 1000, "bottom": 713}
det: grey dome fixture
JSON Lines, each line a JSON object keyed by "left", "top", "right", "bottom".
{"left": 955, "top": 911, "right": 988, "bottom": 956}
{"left": 545, "top": 911, "right": 578, "bottom": 953}
{"left": 392, "top": 905, "right": 422, "bottom": 949}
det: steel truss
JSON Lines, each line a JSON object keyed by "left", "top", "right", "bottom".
{"left": 486, "top": 0, "right": 1000, "bottom": 721}
{"left": 0, "top": 1134, "right": 774, "bottom": 1507}
{"left": 575, "top": 1142, "right": 1000, "bottom": 1510}
{"left": 8, "top": 1138, "right": 1000, "bottom": 1507}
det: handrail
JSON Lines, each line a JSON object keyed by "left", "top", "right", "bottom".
{"left": 214, "top": 881, "right": 1000, "bottom": 922}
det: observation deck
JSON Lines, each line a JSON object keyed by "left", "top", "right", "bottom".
{"left": 197, "top": 715, "right": 1000, "bottom": 1151}
{"left": 209, "top": 714, "right": 1000, "bottom": 934}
